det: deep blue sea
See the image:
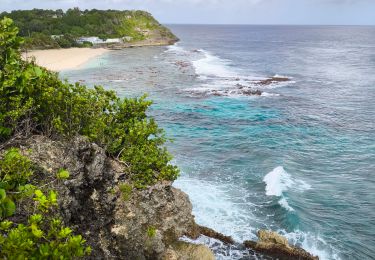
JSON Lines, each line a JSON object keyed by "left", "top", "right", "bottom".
{"left": 62, "top": 25, "right": 375, "bottom": 260}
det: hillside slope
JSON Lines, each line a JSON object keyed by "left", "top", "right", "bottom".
{"left": 0, "top": 8, "right": 178, "bottom": 49}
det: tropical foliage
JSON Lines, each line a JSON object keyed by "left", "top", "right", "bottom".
{"left": 0, "top": 148, "right": 92, "bottom": 259}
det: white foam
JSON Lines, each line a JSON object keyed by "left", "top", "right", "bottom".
{"left": 278, "top": 197, "right": 294, "bottom": 211}
{"left": 261, "top": 92, "right": 280, "bottom": 97}
{"left": 263, "top": 166, "right": 311, "bottom": 197}
{"left": 263, "top": 166, "right": 293, "bottom": 196}
{"left": 273, "top": 74, "right": 291, "bottom": 79}
{"left": 263, "top": 166, "right": 311, "bottom": 212}
{"left": 165, "top": 43, "right": 189, "bottom": 55}
{"left": 282, "top": 230, "right": 341, "bottom": 260}
{"left": 192, "top": 50, "right": 237, "bottom": 78}
{"left": 173, "top": 177, "right": 258, "bottom": 242}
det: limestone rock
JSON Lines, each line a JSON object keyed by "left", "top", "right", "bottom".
{"left": 14, "top": 135, "right": 205, "bottom": 259}
{"left": 244, "top": 230, "right": 319, "bottom": 260}
{"left": 163, "top": 242, "right": 215, "bottom": 260}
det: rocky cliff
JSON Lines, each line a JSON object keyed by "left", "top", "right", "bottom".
{"left": 4, "top": 135, "right": 318, "bottom": 260}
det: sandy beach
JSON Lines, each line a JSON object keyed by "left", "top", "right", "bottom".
{"left": 22, "top": 48, "right": 110, "bottom": 72}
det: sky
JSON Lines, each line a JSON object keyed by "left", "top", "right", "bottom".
{"left": 0, "top": 0, "right": 374, "bottom": 25}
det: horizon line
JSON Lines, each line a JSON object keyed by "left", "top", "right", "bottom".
{"left": 163, "top": 23, "right": 375, "bottom": 27}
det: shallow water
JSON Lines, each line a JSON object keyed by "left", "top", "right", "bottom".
{"left": 62, "top": 25, "right": 375, "bottom": 260}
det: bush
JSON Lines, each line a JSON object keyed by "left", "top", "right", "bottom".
{"left": 0, "top": 148, "right": 91, "bottom": 259}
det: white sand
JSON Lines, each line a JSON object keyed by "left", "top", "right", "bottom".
{"left": 22, "top": 48, "right": 110, "bottom": 72}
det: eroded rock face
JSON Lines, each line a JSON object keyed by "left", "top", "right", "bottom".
{"left": 111, "top": 182, "right": 198, "bottom": 259}
{"left": 244, "top": 230, "right": 319, "bottom": 260}
{"left": 14, "top": 135, "right": 205, "bottom": 259}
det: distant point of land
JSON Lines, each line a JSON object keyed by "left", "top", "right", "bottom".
{"left": 1, "top": 8, "right": 178, "bottom": 50}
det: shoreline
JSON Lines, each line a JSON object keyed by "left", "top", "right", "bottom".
{"left": 22, "top": 48, "right": 110, "bottom": 72}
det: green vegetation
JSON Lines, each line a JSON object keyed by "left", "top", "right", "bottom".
{"left": 118, "top": 183, "right": 133, "bottom": 201}
{"left": 56, "top": 169, "right": 70, "bottom": 180}
{"left": 0, "top": 148, "right": 91, "bottom": 259}
{"left": 146, "top": 226, "right": 157, "bottom": 238}
{"left": 0, "top": 8, "right": 176, "bottom": 49}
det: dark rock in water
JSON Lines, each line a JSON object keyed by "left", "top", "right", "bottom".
{"left": 196, "top": 225, "right": 235, "bottom": 245}
{"left": 244, "top": 230, "right": 319, "bottom": 260}
{"left": 174, "top": 60, "right": 190, "bottom": 69}
{"left": 236, "top": 83, "right": 245, "bottom": 89}
{"left": 241, "top": 89, "right": 262, "bottom": 96}
{"left": 256, "top": 76, "right": 290, "bottom": 86}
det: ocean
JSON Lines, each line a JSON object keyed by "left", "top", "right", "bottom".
{"left": 62, "top": 25, "right": 375, "bottom": 260}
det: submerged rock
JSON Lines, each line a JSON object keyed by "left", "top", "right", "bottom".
{"left": 243, "top": 230, "right": 319, "bottom": 260}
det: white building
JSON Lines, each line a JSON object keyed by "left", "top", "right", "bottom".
{"left": 76, "top": 37, "right": 104, "bottom": 45}
{"left": 77, "top": 37, "right": 124, "bottom": 45}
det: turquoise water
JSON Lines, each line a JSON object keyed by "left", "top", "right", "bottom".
{"left": 62, "top": 25, "right": 375, "bottom": 259}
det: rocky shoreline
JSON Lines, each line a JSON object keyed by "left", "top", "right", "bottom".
{"left": 3, "top": 135, "right": 317, "bottom": 259}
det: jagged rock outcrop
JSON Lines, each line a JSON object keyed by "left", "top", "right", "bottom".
{"left": 12, "top": 135, "right": 212, "bottom": 259}
{"left": 244, "top": 230, "right": 319, "bottom": 260}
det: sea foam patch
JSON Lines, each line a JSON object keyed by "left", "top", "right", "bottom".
{"left": 192, "top": 49, "right": 237, "bottom": 78}
{"left": 263, "top": 166, "right": 311, "bottom": 211}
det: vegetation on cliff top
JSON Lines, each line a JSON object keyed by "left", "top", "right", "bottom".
{"left": 0, "top": 8, "right": 177, "bottom": 49}
{"left": 0, "top": 16, "right": 179, "bottom": 257}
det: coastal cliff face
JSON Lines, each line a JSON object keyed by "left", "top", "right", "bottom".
{"left": 7, "top": 135, "right": 318, "bottom": 260}
{"left": 13, "top": 135, "right": 208, "bottom": 259}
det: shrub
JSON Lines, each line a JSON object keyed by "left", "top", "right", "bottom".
{"left": 0, "top": 148, "right": 91, "bottom": 259}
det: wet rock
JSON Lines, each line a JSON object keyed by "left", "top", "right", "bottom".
{"left": 197, "top": 225, "right": 234, "bottom": 244}
{"left": 174, "top": 60, "right": 190, "bottom": 69}
{"left": 256, "top": 76, "right": 290, "bottom": 86}
{"left": 244, "top": 230, "right": 319, "bottom": 260}
{"left": 241, "top": 89, "right": 262, "bottom": 96}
